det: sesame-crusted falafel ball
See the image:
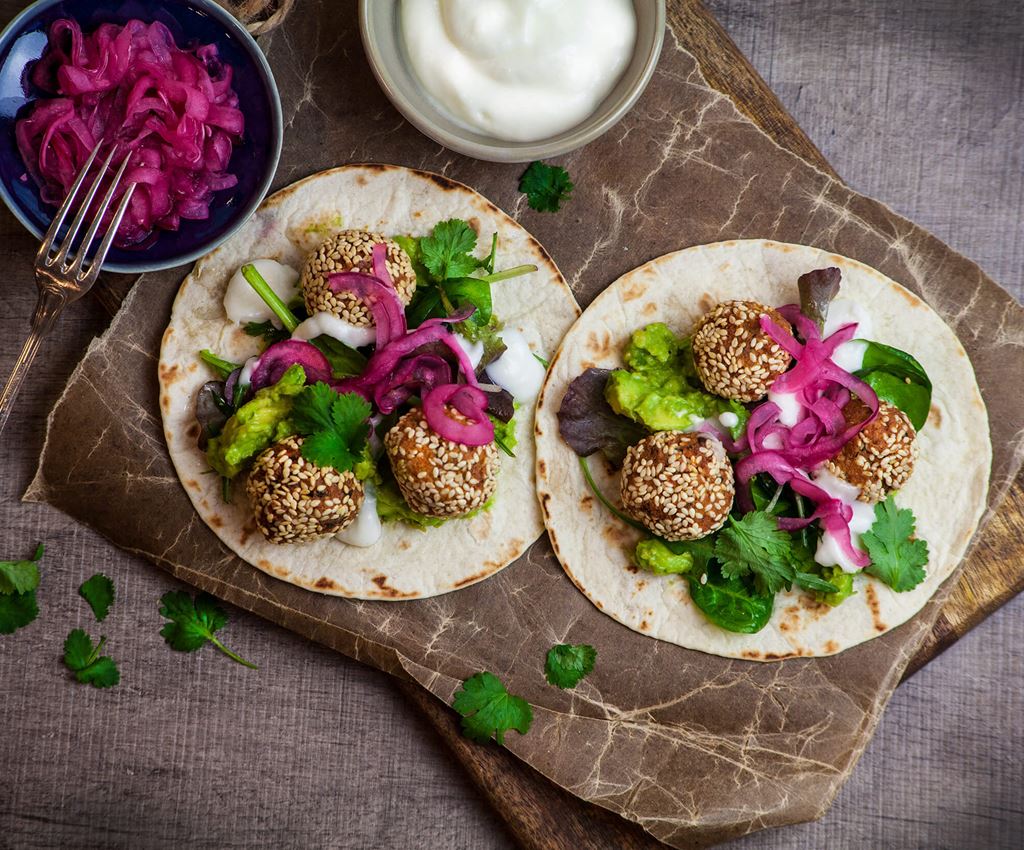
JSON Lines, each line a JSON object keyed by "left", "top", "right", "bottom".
{"left": 384, "top": 408, "right": 499, "bottom": 518}
{"left": 824, "top": 398, "right": 917, "bottom": 503}
{"left": 246, "top": 436, "right": 364, "bottom": 544}
{"left": 620, "top": 431, "right": 734, "bottom": 541}
{"left": 692, "top": 300, "right": 793, "bottom": 402}
{"left": 301, "top": 230, "right": 417, "bottom": 327}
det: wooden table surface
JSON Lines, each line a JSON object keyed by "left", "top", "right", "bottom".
{"left": 0, "top": 1, "right": 1021, "bottom": 848}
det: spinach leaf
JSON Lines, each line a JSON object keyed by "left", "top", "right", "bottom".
{"left": 855, "top": 341, "right": 932, "bottom": 430}
{"left": 687, "top": 563, "right": 774, "bottom": 634}
{"left": 309, "top": 335, "right": 367, "bottom": 378}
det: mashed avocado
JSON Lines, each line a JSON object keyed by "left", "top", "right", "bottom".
{"left": 634, "top": 538, "right": 695, "bottom": 575}
{"left": 605, "top": 323, "right": 748, "bottom": 438}
{"left": 206, "top": 364, "right": 305, "bottom": 478}
{"left": 815, "top": 567, "right": 855, "bottom": 607}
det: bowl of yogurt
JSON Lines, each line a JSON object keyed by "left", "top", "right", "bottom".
{"left": 360, "top": 0, "right": 665, "bottom": 162}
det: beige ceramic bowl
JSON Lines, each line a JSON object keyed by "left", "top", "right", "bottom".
{"left": 359, "top": 0, "right": 666, "bottom": 163}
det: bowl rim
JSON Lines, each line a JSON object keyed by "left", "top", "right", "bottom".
{"left": 359, "top": 0, "right": 666, "bottom": 164}
{"left": 0, "top": 0, "right": 284, "bottom": 275}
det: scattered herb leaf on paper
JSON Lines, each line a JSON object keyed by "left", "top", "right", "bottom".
{"left": 519, "top": 161, "right": 573, "bottom": 212}
{"left": 545, "top": 644, "right": 597, "bottom": 689}
{"left": 453, "top": 672, "right": 532, "bottom": 745}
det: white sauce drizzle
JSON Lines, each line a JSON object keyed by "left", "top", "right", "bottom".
{"left": 337, "top": 482, "right": 382, "bottom": 548}
{"left": 811, "top": 469, "right": 875, "bottom": 573}
{"left": 291, "top": 312, "right": 376, "bottom": 348}
{"left": 453, "top": 333, "right": 484, "bottom": 370}
{"left": 485, "top": 330, "right": 546, "bottom": 400}
{"left": 223, "top": 259, "right": 299, "bottom": 326}
{"left": 718, "top": 411, "right": 740, "bottom": 429}
{"left": 237, "top": 355, "right": 259, "bottom": 388}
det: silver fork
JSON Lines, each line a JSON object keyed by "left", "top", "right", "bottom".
{"left": 0, "top": 142, "right": 137, "bottom": 436}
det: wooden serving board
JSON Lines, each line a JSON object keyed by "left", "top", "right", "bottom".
{"left": 87, "top": 1, "right": 1023, "bottom": 847}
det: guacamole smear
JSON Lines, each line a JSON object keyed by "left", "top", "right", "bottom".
{"left": 605, "top": 323, "right": 748, "bottom": 438}
{"left": 815, "top": 567, "right": 856, "bottom": 607}
{"left": 207, "top": 364, "right": 305, "bottom": 478}
{"left": 634, "top": 538, "right": 695, "bottom": 575}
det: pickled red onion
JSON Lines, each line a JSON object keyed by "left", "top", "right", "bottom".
{"left": 16, "top": 19, "right": 244, "bottom": 248}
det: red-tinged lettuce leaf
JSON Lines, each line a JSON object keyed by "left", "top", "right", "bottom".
{"left": 557, "top": 368, "right": 646, "bottom": 465}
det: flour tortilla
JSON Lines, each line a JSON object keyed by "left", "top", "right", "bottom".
{"left": 535, "top": 240, "right": 990, "bottom": 658}
{"left": 159, "top": 165, "right": 579, "bottom": 600}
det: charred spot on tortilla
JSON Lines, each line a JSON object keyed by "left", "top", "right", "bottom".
{"left": 160, "top": 363, "right": 180, "bottom": 383}
{"left": 825, "top": 640, "right": 839, "bottom": 653}
{"left": 210, "top": 514, "right": 224, "bottom": 529}
{"left": 187, "top": 423, "right": 201, "bottom": 440}
{"left": 538, "top": 459, "right": 547, "bottom": 477}
{"left": 314, "top": 576, "right": 336, "bottom": 590}
{"left": 579, "top": 495, "right": 594, "bottom": 512}
{"left": 586, "top": 329, "right": 613, "bottom": 359}
{"left": 620, "top": 278, "right": 646, "bottom": 302}
{"left": 865, "top": 584, "right": 886, "bottom": 632}
{"left": 642, "top": 302, "right": 658, "bottom": 316}
{"left": 370, "top": 574, "right": 416, "bottom": 598}
{"left": 929, "top": 404, "right": 942, "bottom": 427}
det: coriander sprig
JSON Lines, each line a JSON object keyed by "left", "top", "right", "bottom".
{"left": 159, "top": 591, "right": 258, "bottom": 669}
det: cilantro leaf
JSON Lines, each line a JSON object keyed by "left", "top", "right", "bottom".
{"left": 452, "top": 671, "right": 532, "bottom": 745}
{"left": 0, "top": 543, "right": 43, "bottom": 635}
{"left": 714, "top": 512, "right": 796, "bottom": 595}
{"left": 244, "top": 320, "right": 290, "bottom": 346}
{"left": 863, "top": 497, "right": 929, "bottom": 592}
{"left": 159, "top": 591, "right": 258, "bottom": 669}
{"left": 79, "top": 573, "right": 115, "bottom": 622}
{"left": 544, "top": 644, "right": 596, "bottom": 689}
{"left": 519, "top": 161, "right": 573, "bottom": 213}
{"left": 0, "top": 591, "right": 39, "bottom": 635}
{"left": 420, "top": 219, "right": 480, "bottom": 281}
{"left": 63, "top": 629, "right": 120, "bottom": 688}
{"left": 292, "top": 383, "right": 372, "bottom": 473}
{"left": 0, "top": 543, "right": 43, "bottom": 595}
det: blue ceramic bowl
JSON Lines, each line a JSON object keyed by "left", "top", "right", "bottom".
{"left": 0, "top": 0, "right": 283, "bottom": 273}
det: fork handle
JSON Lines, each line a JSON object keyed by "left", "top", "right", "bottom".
{"left": 0, "top": 289, "right": 67, "bottom": 437}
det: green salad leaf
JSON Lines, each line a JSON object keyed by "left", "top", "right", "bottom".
{"left": 687, "top": 564, "right": 775, "bottom": 634}
{"left": 309, "top": 335, "right": 368, "bottom": 378}
{"left": 78, "top": 573, "right": 115, "bottom": 622}
{"left": 453, "top": 671, "right": 533, "bottom": 745}
{"left": 544, "top": 644, "right": 597, "bottom": 689}
{"left": 855, "top": 341, "right": 932, "bottom": 430}
{"left": 63, "top": 629, "right": 120, "bottom": 688}
{"left": 519, "top": 161, "right": 573, "bottom": 212}
{"left": 863, "top": 497, "right": 929, "bottom": 592}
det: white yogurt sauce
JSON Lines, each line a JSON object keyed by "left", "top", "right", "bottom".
{"left": 824, "top": 299, "right": 873, "bottom": 373}
{"left": 486, "top": 330, "right": 546, "bottom": 399}
{"left": 811, "top": 469, "right": 875, "bottom": 573}
{"left": 223, "top": 260, "right": 299, "bottom": 325}
{"left": 400, "top": 0, "right": 638, "bottom": 142}
{"left": 292, "top": 312, "right": 377, "bottom": 349}
{"left": 237, "top": 355, "right": 259, "bottom": 388}
{"left": 768, "top": 387, "right": 804, "bottom": 427}
{"left": 337, "top": 482, "right": 382, "bottom": 548}
{"left": 453, "top": 333, "right": 484, "bottom": 370}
